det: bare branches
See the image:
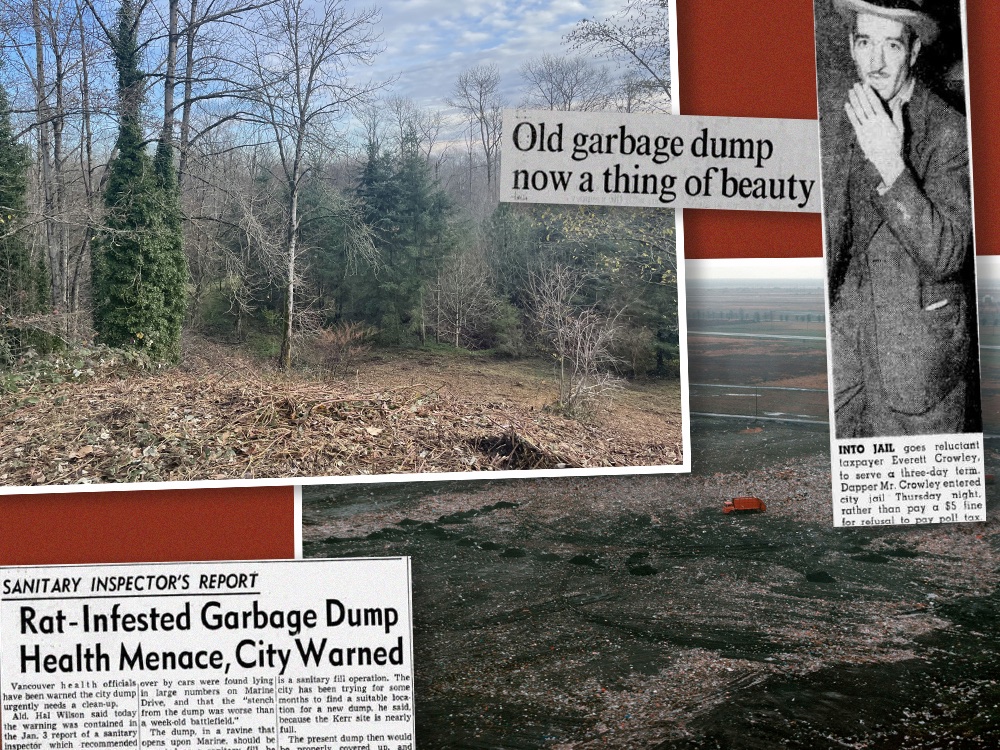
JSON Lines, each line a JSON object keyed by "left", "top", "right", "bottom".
{"left": 565, "top": 0, "right": 671, "bottom": 112}
{"left": 528, "top": 263, "right": 623, "bottom": 416}
{"left": 384, "top": 94, "right": 445, "bottom": 165}
{"left": 237, "top": 0, "right": 383, "bottom": 369}
{"left": 426, "top": 247, "right": 501, "bottom": 350}
{"left": 448, "top": 63, "right": 504, "bottom": 193}
{"left": 519, "top": 53, "right": 611, "bottom": 112}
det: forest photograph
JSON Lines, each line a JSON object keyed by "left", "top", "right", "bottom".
{"left": 0, "top": 0, "right": 683, "bottom": 487}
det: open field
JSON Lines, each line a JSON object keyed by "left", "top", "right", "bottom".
{"left": 687, "top": 330, "right": 829, "bottom": 423}
{"left": 980, "top": 347, "right": 1000, "bottom": 435}
{"left": 687, "top": 280, "right": 825, "bottom": 310}
{"left": 688, "top": 320, "right": 826, "bottom": 338}
{"left": 688, "top": 279, "right": 1000, "bottom": 433}
{"left": 689, "top": 384, "right": 828, "bottom": 424}
{"left": 687, "top": 281, "right": 826, "bottom": 339}
{"left": 980, "top": 328, "right": 1000, "bottom": 348}
{"left": 687, "top": 282, "right": 830, "bottom": 403}
{"left": 977, "top": 283, "right": 1000, "bottom": 433}
{"left": 687, "top": 334, "right": 829, "bottom": 391}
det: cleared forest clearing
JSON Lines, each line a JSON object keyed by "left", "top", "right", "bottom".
{"left": 0, "top": 340, "right": 682, "bottom": 487}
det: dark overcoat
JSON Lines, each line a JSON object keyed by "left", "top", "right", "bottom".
{"left": 824, "top": 79, "right": 974, "bottom": 421}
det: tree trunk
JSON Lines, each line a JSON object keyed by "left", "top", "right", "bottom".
{"left": 51, "top": 36, "right": 68, "bottom": 319}
{"left": 30, "top": 0, "right": 59, "bottom": 311}
{"left": 178, "top": 0, "right": 199, "bottom": 183}
{"left": 436, "top": 272, "right": 441, "bottom": 343}
{"left": 419, "top": 286, "right": 425, "bottom": 343}
{"left": 279, "top": 179, "right": 299, "bottom": 371}
{"left": 162, "top": 0, "right": 180, "bottom": 147}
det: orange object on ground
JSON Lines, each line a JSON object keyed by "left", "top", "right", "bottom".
{"left": 723, "top": 497, "right": 766, "bottom": 514}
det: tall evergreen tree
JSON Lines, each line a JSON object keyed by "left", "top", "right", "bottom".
{"left": 0, "top": 80, "right": 46, "bottom": 318}
{"left": 355, "top": 130, "right": 452, "bottom": 343}
{"left": 91, "top": 0, "right": 187, "bottom": 362}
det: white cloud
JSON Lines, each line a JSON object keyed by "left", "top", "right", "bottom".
{"left": 367, "top": 0, "right": 637, "bottom": 107}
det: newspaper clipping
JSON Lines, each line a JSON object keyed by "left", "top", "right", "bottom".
{"left": 499, "top": 109, "right": 821, "bottom": 212}
{"left": 813, "top": 0, "right": 986, "bottom": 526}
{"left": 0, "top": 559, "right": 414, "bottom": 750}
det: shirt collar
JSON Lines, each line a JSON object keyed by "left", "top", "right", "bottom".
{"left": 891, "top": 77, "right": 916, "bottom": 107}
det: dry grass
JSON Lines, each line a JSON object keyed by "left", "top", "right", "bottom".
{"left": 0, "top": 339, "right": 683, "bottom": 487}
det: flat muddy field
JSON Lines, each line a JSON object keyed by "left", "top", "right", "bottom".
{"left": 303, "top": 425, "right": 1000, "bottom": 749}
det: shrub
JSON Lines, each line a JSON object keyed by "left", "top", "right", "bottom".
{"left": 613, "top": 325, "right": 656, "bottom": 379}
{"left": 312, "top": 322, "right": 378, "bottom": 377}
{"left": 0, "top": 343, "right": 159, "bottom": 394}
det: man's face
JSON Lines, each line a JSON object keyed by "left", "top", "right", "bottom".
{"left": 850, "top": 13, "right": 920, "bottom": 101}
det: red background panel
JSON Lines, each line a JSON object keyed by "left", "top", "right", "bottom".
{"left": 965, "top": 0, "right": 1000, "bottom": 256}
{"left": 0, "top": 0, "right": 996, "bottom": 571}
{"left": 0, "top": 486, "right": 296, "bottom": 566}
{"left": 678, "top": 0, "right": 998, "bottom": 258}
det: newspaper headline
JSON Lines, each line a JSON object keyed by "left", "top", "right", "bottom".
{"left": 1, "top": 559, "right": 414, "bottom": 750}
{"left": 499, "top": 109, "right": 821, "bottom": 212}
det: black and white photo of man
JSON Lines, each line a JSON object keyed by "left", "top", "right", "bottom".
{"left": 815, "top": 0, "right": 981, "bottom": 439}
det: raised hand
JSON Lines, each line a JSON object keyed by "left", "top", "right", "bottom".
{"left": 845, "top": 82, "right": 906, "bottom": 187}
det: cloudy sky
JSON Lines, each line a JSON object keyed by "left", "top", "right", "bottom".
{"left": 368, "top": 0, "right": 625, "bottom": 106}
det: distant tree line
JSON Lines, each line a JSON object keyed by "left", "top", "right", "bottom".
{"left": 689, "top": 309, "right": 825, "bottom": 324}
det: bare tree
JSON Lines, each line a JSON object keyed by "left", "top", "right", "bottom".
{"left": 385, "top": 94, "right": 446, "bottom": 167}
{"left": 528, "top": 264, "right": 623, "bottom": 416}
{"left": 179, "top": 134, "right": 248, "bottom": 329}
{"left": 519, "top": 53, "right": 611, "bottom": 111}
{"left": 242, "top": 0, "right": 381, "bottom": 370}
{"left": 229, "top": 161, "right": 284, "bottom": 339}
{"left": 566, "top": 0, "right": 671, "bottom": 112}
{"left": 608, "top": 70, "right": 661, "bottom": 113}
{"left": 168, "top": 0, "right": 282, "bottom": 182}
{"left": 448, "top": 64, "right": 503, "bottom": 196}
{"left": 1, "top": 0, "right": 94, "bottom": 319}
{"left": 427, "top": 246, "right": 499, "bottom": 349}
{"left": 2, "top": 0, "right": 275, "bottom": 334}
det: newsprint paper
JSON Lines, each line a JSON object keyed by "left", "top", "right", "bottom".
{"left": 813, "top": 0, "right": 986, "bottom": 526}
{"left": 0, "top": 559, "right": 414, "bottom": 750}
{"left": 499, "top": 109, "right": 821, "bottom": 213}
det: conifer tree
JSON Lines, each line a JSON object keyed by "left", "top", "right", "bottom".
{"left": 91, "top": 0, "right": 187, "bottom": 361}
{"left": 355, "top": 130, "right": 451, "bottom": 343}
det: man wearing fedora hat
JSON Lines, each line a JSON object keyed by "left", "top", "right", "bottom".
{"left": 819, "top": 0, "right": 979, "bottom": 438}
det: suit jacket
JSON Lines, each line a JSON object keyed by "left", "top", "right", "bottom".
{"left": 823, "top": 80, "right": 974, "bottom": 416}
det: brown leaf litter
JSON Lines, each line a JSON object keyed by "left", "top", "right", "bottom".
{"left": 0, "top": 345, "right": 682, "bottom": 486}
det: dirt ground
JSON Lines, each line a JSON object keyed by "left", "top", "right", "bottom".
{"left": 303, "top": 427, "right": 1000, "bottom": 749}
{"left": 0, "top": 340, "right": 683, "bottom": 486}
{"left": 687, "top": 336, "right": 829, "bottom": 391}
